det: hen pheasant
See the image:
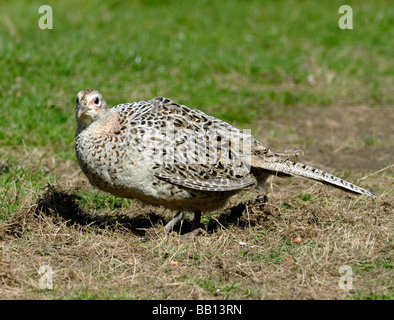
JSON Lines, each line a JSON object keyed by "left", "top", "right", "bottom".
{"left": 74, "top": 89, "right": 374, "bottom": 234}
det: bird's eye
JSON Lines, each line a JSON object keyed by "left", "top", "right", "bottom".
{"left": 94, "top": 97, "right": 100, "bottom": 105}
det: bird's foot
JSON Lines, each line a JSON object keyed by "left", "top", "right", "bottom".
{"left": 164, "top": 211, "right": 184, "bottom": 232}
{"left": 182, "top": 227, "right": 206, "bottom": 237}
{"left": 165, "top": 211, "right": 204, "bottom": 237}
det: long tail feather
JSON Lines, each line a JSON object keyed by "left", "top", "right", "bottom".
{"left": 253, "top": 157, "right": 374, "bottom": 197}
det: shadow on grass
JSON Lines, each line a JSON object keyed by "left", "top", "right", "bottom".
{"left": 35, "top": 184, "right": 272, "bottom": 236}
{"left": 34, "top": 184, "right": 164, "bottom": 236}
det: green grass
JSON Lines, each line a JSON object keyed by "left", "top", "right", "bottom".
{"left": 0, "top": 0, "right": 392, "bottom": 155}
{"left": 1, "top": 0, "right": 393, "bottom": 150}
{"left": 1, "top": 0, "right": 392, "bottom": 203}
{"left": 349, "top": 292, "right": 394, "bottom": 300}
{"left": 0, "top": 0, "right": 393, "bottom": 300}
{"left": 77, "top": 190, "right": 132, "bottom": 210}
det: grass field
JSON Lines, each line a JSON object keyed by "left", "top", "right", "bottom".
{"left": 0, "top": 0, "right": 393, "bottom": 300}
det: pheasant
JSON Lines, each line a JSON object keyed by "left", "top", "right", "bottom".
{"left": 74, "top": 89, "right": 374, "bottom": 234}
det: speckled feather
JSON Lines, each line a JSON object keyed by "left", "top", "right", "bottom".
{"left": 74, "top": 90, "right": 374, "bottom": 214}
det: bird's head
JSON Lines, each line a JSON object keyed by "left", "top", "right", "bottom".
{"left": 75, "top": 89, "right": 109, "bottom": 127}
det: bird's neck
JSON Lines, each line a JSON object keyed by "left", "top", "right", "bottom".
{"left": 75, "top": 110, "right": 111, "bottom": 136}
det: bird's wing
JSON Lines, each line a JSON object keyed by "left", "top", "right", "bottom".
{"left": 114, "top": 97, "right": 258, "bottom": 192}
{"left": 155, "top": 170, "right": 256, "bottom": 192}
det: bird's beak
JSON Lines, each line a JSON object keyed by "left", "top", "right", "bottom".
{"left": 76, "top": 103, "right": 87, "bottom": 118}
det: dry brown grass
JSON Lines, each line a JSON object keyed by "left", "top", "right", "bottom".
{"left": 0, "top": 104, "right": 392, "bottom": 300}
{"left": 0, "top": 184, "right": 392, "bottom": 300}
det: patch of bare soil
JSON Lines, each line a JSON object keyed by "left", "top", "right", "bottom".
{"left": 255, "top": 104, "right": 393, "bottom": 173}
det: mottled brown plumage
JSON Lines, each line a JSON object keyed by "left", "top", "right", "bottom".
{"left": 74, "top": 89, "right": 374, "bottom": 233}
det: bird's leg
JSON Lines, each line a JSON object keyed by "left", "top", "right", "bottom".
{"left": 183, "top": 211, "right": 205, "bottom": 237}
{"left": 164, "top": 211, "right": 184, "bottom": 232}
{"left": 191, "top": 211, "right": 201, "bottom": 230}
{"left": 165, "top": 211, "right": 205, "bottom": 236}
